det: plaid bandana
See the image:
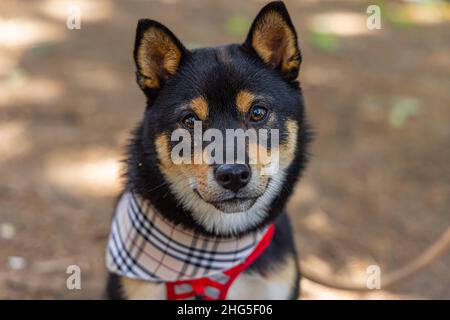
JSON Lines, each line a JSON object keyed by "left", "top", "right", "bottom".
{"left": 106, "top": 192, "right": 269, "bottom": 283}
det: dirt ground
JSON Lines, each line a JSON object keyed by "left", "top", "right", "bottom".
{"left": 0, "top": 0, "right": 449, "bottom": 299}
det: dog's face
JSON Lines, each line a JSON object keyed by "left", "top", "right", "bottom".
{"left": 130, "top": 2, "right": 309, "bottom": 235}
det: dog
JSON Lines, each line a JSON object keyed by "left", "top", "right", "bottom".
{"left": 105, "top": 1, "right": 311, "bottom": 300}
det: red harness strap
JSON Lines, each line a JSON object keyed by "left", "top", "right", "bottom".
{"left": 166, "top": 224, "right": 275, "bottom": 300}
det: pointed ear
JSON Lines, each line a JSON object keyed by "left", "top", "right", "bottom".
{"left": 243, "top": 1, "right": 301, "bottom": 81}
{"left": 133, "top": 19, "right": 188, "bottom": 94}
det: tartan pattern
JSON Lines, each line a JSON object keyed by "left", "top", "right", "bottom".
{"left": 106, "top": 192, "right": 268, "bottom": 282}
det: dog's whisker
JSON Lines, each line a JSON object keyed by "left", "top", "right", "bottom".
{"left": 146, "top": 182, "right": 168, "bottom": 194}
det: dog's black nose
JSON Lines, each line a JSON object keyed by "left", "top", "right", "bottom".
{"left": 215, "top": 164, "right": 251, "bottom": 193}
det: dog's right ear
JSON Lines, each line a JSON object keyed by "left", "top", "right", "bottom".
{"left": 134, "top": 19, "right": 188, "bottom": 96}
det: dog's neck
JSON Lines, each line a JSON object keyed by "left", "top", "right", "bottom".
{"left": 106, "top": 191, "right": 270, "bottom": 282}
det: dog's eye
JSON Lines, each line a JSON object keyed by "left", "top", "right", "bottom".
{"left": 181, "top": 113, "right": 198, "bottom": 129}
{"left": 249, "top": 105, "right": 268, "bottom": 123}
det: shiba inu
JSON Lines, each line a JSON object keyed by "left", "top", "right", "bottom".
{"left": 105, "top": 1, "right": 311, "bottom": 300}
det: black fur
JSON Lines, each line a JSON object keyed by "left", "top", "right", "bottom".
{"left": 106, "top": 1, "right": 312, "bottom": 300}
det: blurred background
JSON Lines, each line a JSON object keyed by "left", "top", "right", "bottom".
{"left": 0, "top": 0, "right": 449, "bottom": 299}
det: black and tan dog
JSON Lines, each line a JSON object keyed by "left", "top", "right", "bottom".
{"left": 106, "top": 1, "right": 311, "bottom": 300}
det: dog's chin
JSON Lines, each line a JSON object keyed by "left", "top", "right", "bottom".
{"left": 210, "top": 198, "right": 257, "bottom": 213}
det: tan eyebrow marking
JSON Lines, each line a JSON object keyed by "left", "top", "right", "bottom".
{"left": 236, "top": 90, "right": 255, "bottom": 114}
{"left": 190, "top": 96, "right": 208, "bottom": 120}
{"left": 279, "top": 119, "right": 298, "bottom": 165}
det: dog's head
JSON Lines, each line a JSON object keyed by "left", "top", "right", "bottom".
{"left": 129, "top": 1, "right": 311, "bottom": 236}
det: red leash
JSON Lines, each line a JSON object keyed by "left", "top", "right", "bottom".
{"left": 166, "top": 224, "right": 275, "bottom": 300}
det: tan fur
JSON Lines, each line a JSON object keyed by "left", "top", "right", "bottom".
{"left": 154, "top": 133, "right": 213, "bottom": 200}
{"left": 120, "top": 277, "right": 166, "bottom": 300}
{"left": 279, "top": 119, "right": 298, "bottom": 166}
{"left": 191, "top": 96, "right": 209, "bottom": 121}
{"left": 246, "top": 118, "right": 297, "bottom": 174}
{"left": 251, "top": 11, "right": 299, "bottom": 75}
{"left": 154, "top": 133, "right": 173, "bottom": 170}
{"left": 137, "top": 27, "right": 182, "bottom": 89}
{"left": 235, "top": 90, "right": 255, "bottom": 114}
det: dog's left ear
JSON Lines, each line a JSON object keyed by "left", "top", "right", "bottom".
{"left": 134, "top": 19, "right": 188, "bottom": 95}
{"left": 243, "top": 1, "right": 301, "bottom": 81}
